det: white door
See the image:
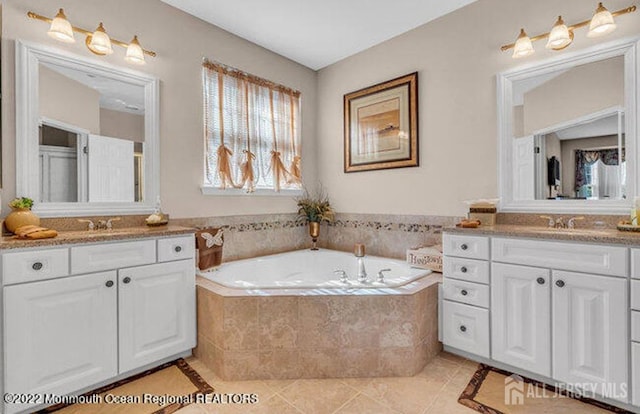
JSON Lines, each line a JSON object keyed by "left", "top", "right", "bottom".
{"left": 513, "top": 135, "right": 535, "bottom": 200}
{"left": 118, "top": 260, "right": 196, "bottom": 373}
{"left": 4, "top": 272, "right": 118, "bottom": 413}
{"left": 492, "top": 263, "right": 551, "bottom": 376}
{"left": 88, "top": 134, "right": 134, "bottom": 202}
{"left": 553, "top": 270, "right": 628, "bottom": 403}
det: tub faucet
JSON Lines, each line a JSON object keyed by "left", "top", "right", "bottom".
{"left": 377, "top": 269, "right": 391, "bottom": 284}
{"left": 334, "top": 270, "right": 349, "bottom": 284}
{"left": 354, "top": 243, "right": 370, "bottom": 284}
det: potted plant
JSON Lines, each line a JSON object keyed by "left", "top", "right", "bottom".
{"left": 6, "top": 197, "right": 40, "bottom": 233}
{"left": 295, "top": 187, "right": 334, "bottom": 250}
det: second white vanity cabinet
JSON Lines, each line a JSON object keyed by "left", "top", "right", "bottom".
{"left": 443, "top": 232, "right": 634, "bottom": 408}
{"left": 2, "top": 233, "right": 196, "bottom": 414}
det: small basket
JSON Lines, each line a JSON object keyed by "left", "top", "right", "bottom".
{"left": 406, "top": 245, "right": 443, "bottom": 273}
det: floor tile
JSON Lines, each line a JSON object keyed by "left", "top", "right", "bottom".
{"left": 359, "top": 377, "right": 446, "bottom": 414}
{"left": 279, "top": 379, "right": 359, "bottom": 414}
{"left": 334, "top": 393, "right": 401, "bottom": 414}
{"left": 246, "top": 394, "right": 303, "bottom": 414}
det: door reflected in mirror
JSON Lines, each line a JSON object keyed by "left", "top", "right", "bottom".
{"left": 38, "top": 61, "right": 145, "bottom": 204}
{"left": 511, "top": 56, "right": 625, "bottom": 201}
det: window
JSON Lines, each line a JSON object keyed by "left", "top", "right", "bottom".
{"left": 202, "top": 60, "right": 302, "bottom": 193}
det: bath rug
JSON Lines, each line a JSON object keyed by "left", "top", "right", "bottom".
{"left": 37, "top": 358, "right": 214, "bottom": 414}
{"left": 459, "top": 364, "right": 633, "bottom": 414}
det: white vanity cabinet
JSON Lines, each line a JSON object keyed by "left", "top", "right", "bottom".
{"left": 443, "top": 232, "right": 634, "bottom": 408}
{"left": 2, "top": 233, "right": 196, "bottom": 414}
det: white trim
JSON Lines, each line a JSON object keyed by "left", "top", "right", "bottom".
{"left": 16, "top": 40, "right": 160, "bottom": 218}
{"left": 200, "top": 186, "right": 302, "bottom": 197}
{"left": 497, "top": 36, "right": 640, "bottom": 214}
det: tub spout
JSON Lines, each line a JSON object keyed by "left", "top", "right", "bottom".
{"left": 357, "top": 257, "right": 370, "bottom": 284}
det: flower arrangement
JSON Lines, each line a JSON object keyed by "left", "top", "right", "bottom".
{"left": 295, "top": 187, "right": 335, "bottom": 223}
{"left": 9, "top": 197, "right": 34, "bottom": 210}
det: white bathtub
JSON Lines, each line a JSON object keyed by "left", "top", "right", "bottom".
{"left": 197, "top": 248, "right": 431, "bottom": 289}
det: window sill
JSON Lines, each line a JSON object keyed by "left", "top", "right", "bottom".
{"left": 200, "top": 186, "right": 303, "bottom": 197}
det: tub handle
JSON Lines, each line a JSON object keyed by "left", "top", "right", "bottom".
{"left": 377, "top": 268, "right": 392, "bottom": 283}
{"left": 334, "top": 270, "right": 349, "bottom": 284}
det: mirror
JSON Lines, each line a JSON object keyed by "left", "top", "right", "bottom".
{"left": 16, "top": 41, "right": 159, "bottom": 217}
{"left": 498, "top": 39, "right": 638, "bottom": 213}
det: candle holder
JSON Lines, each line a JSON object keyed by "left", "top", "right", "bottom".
{"left": 308, "top": 222, "right": 320, "bottom": 251}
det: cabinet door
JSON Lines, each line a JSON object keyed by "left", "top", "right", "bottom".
{"left": 4, "top": 272, "right": 117, "bottom": 413}
{"left": 552, "top": 270, "right": 628, "bottom": 403}
{"left": 118, "top": 259, "right": 196, "bottom": 373}
{"left": 491, "top": 263, "right": 551, "bottom": 377}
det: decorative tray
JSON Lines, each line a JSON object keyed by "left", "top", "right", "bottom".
{"left": 617, "top": 221, "right": 640, "bottom": 232}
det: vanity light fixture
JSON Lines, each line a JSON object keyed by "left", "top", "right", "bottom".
{"left": 501, "top": 2, "right": 636, "bottom": 58}
{"left": 27, "top": 9, "right": 156, "bottom": 64}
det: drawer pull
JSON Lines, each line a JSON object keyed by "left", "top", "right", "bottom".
{"left": 459, "top": 325, "right": 467, "bottom": 332}
{"left": 123, "top": 277, "right": 132, "bottom": 284}
{"left": 174, "top": 245, "right": 182, "bottom": 253}
{"left": 461, "top": 289, "right": 469, "bottom": 296}
{"left": 460, "top": 244, "right": 468, "bottom": 251}
{"left": 555, "top": 280, "right": 565, "bottom": 288}
{"left": 105, "top": 280, "right": 114, "bottom": 288}
{"left": 460, "top": 266, "right": 468, "bottom": 273}
{"left": 32, "top": 262, "right": 44, "bottom": 271}
{"left": 537, "top": 277, "right": 546, "bottom": 285}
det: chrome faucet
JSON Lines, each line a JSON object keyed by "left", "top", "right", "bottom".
{"left": 554, "top": 217, "right": 566, "bottom": 229}
{"left": 377, "top": 268, "right": 391, "bottom": 284}
{"left": 334, "top": 270, "right": 349, "bottom": 284}
{"left": 77, "top": 219, "right": 95, "bottom": 231}
{"left": 567, "top": 216, "right": 585, "bottom": 229}
{"left": 79, "top": 217, "right": 121, "bottom": 231}
{"left": 539, "top": 215, "right": 555, "bottom": 228}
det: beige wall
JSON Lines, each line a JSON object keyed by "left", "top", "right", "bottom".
{"left": 100, "top": 108, "right": 144, "bottom": 143}
{"left": 316, "top": 0, "right": 639, "bottom": 217}
{"left": 1, "top": 0, "right": 317, "bottom": 218}
{"left": 39, "top": 65, "right": 100, "bottom": 133}
{"left": 523, "top": 56, "right": 624, "bottom": 135}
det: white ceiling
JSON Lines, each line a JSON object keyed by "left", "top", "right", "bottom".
{"left": 161, "top": 0, "right": 477, "bottom": 70}
{"left": 41, "top": 62, "right": 145, "bottom": 115}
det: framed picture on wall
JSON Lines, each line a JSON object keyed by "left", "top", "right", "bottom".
{"left": 343, "top": 72, "right": 418, "bottom": 173}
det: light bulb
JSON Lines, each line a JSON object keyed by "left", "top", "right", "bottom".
{"left": 47, "top": 9, "right": 75, "bottom": 43}
{"left": 588, "top": 2, "right": 617, "bottom": 37}
{"left": 88, "top": 22, "right": 113, "bottom": 55}
{"left": 546, "top": 16, "right": 573, "bottom": 50}
{"left": 512, "top": 28, "right": 535, "bottom": 58}
{"left": 125, "top": 35, "right": 146, "bottom": 65}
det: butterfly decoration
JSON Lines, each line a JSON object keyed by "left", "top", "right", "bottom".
{"left": 201, "top": 229, "right": 224, "bottom": 248}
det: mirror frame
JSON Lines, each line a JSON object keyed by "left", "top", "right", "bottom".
{"left": 16, "top": 40, "right": 160, "bottom": 217}
{"left": 497, "top": 37, "right": 639, "bottom": 214}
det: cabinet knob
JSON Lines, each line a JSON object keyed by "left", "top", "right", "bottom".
{"left": 460, "top": 266, "right": 468, "bottom": 273}
{"left": 123, "top": 277, "right": 132, "bottom": 284}
{"left": 459, "top": 325, "right": 467, "bottom": 332}
{"left": 461, "top": 289, "right": 468, "bottom": 296}
{"left": 105, "top": 280, "right": 114, "bottom": 288}
{"left": 460, "top": 244, "right": 468, "bottom": 251}
{"left": 32, "top": 262, "right": 43, "bottom": 271}
{"left": 555, "top": 280, "right": 565, "bottom": 288}
{"left": 174, "top": 245, "right": 182, "bottom": 253}
{"left": 537, "top": 277, "right": 545, "bottom": 285}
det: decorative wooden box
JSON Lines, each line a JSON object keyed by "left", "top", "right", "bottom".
{"left": 406, "top": 245, "right": 443, "bottom": 273}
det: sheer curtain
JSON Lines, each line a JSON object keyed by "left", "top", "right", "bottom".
{"left": 203, "top": 61, "right": 302, "bottom": 192}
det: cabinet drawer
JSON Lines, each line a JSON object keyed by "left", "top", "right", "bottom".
{"left": 633, "top": 281, "right": 640, "bottom": 311}
{"left": 492, "top": 237, "right": 628, "bottom": 277}
{"left": 3, "top": 248, "right": 69, "bottom": 285}
{"left": 443, "top": 256, "right": 489, "bottom": 284}
{"left": 632, "top": 311, "right": 640, "bottom": 343}
{"left": 71, "top": 240, "right": 156, "bottom": 274}
{"left": 632, "top": 249, "right": 640, "bottom": 279}
{"left": 442, "top": 234, "right": 489, "bottom": 260}
{"left": 443, "top": 279, "right": 489, "bottom": 308}
{"left": 442, "top": 300, "right": 490, "bottom": 358}
{"left": 634, "top": 343, "right": 640, "bottom": 407}
{"left": 158, "top": 236, "right": 195, "bottom": 263}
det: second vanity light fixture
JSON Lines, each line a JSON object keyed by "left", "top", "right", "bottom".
{"left": 502, "top": 2, "right": 637, "bottom": 59}
{"left": 27, "top": 8, "right": 156, "bottom": 65}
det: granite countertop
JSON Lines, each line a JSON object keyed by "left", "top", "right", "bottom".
{"left": 445, "top": 224, "right": 640, "bottom": 246}
{"left": 0, "top": 225, "right": 196, "bottom": 250}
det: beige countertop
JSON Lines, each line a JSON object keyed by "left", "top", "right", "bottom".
{"left": 0, "top": 225, "right": 196, "bottom": 250}
{"left": 445, "top": 224, "right": 640, "bottom": 246}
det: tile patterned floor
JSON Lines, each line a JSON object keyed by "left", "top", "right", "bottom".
{"left": 178, "top": 352, "right": 479, "bottom": 414}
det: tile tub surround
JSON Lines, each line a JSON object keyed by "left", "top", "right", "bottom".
{"left": 318, "top": 213, "right": 463, "bottom": 259}
{"left": 172, "top": 213, "right": 308, "bottom": 262}
{"left": 194, "top": 276, "right": 441, "bottom": 381}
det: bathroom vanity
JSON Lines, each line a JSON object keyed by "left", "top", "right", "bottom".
{"left": 0, "top": 227, "right": 196, "bottom": 414}
{"left": 442, "top": 226, "right": 640, "bottom": 411}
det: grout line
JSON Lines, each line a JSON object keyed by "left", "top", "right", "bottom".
{"left": 275, "top": 390, "right": 308, "bottom": 414}
{"left": 329, "top": 391, "right": 362, "bottom": 414}
{"left": 420, "top": 363, "right": 463, "bottom": 414}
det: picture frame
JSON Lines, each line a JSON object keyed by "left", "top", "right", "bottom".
{"left": 343, "top": 72, "right": 419, "bottom": 173}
